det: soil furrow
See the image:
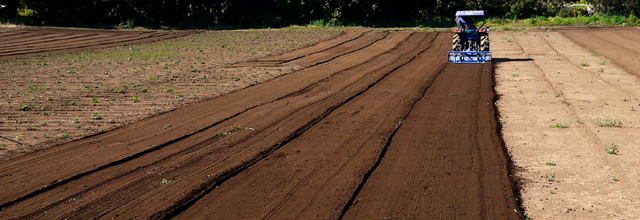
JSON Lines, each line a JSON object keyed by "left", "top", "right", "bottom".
{"left": 0, "top": 32, "right": 104, "bottom": 48}
{"left": 172, "top": 33, "right": 448, "bottom": 220}
{"left": 0, "top": 30, "right": 31, "bottom": 38}
{"left": 341, "top": 63, "right": 522, "bottom": 219}
{"left": 0, "top": 33, "right": 116, "bottom": 53}
{"left": 232, "top": 31, "right": 384, "bottom": 68}
{"left": 282, "top": 31, "right": 390, "bottom": 68}
{"left": 0, "top": 33, "right": 74, "bottom": 47}
{"left": 235, "top": 30, "right": 367, "bottom": 66}
{"left": 0, "top": 31, "right": 57, "bottom": 41}
{"left": 0, "top": 31, "right": 416, "bottom": 217}
{"left": 0, "top": 30, "right": 194, "bottom": 60}
{"left": 0, "top": 32, "right": 166, "bottom": 56}
{"left": 337, "top": 65, "right": 447, "bottom": 220}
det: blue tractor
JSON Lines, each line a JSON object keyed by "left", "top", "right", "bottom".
{"left": 448, "top": 10, "right": 492, "bottom": 63}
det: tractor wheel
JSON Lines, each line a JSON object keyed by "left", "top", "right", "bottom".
{"left": 452, "top": 34, "right": 461, "bottom": 51}
{"left": 480, "top": 35, "right": 490, "bottom": 51}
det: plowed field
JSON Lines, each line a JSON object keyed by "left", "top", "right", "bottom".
{"left": 0, "top": 28, "right": 196, "bottom": 60}
{"left": 0, "top": 30, "right": 521, "bottom": 219}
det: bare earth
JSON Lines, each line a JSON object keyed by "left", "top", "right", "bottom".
{"left": 2, "top": 26, "right": 639, "bottom": 219}
{"left": 0, "top": 29, "right": 520, "bottom": 219}
{"left": 493, "top": 28, "right": 640, "bottom": 219}
{"left": 0, "top": 27, "right": 342, "bottom": 158}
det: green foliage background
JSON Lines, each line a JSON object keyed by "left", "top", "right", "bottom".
{"left": 0, "top": 0, "right": 639, "bottom": 28}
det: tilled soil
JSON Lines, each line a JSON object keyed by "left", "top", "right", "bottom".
{"left": 0, "top": 30, "right": 521, "bottom": 219}
{"left": 0, "top": 28, "right": 196, "bottom": 60}
{"left": 0, "top": 28, "right": 342, "bottom": 158}
{"left": 342, "top": 63, "right": 519, "bottom": 219}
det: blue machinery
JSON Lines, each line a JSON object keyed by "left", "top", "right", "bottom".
{"left": 448, "top": 51, "right": 492, "bottom": 63}
{"left": 448, "top": 10, "right": 492, "bottom": 64}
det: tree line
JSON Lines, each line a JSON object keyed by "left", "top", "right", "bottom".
{"left": 0, "top": 0, "right": 638, "bottom": 28}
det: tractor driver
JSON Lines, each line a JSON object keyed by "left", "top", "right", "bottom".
{"left": 457, "top": 16, "right": 476, "bottom": 30}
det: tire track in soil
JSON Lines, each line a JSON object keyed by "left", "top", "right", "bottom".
{"left": 341, "top": 63, "right": 522, "bottom": 219}
{"left": 0, "top": 31, "right": 420, "bottom": 218}
{"left": 0, "top": 29, "right": 196, "bottom": 60}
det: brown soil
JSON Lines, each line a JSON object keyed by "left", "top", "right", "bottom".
{"left": 559, "top": 28, "right": 640, "bottom": 78}
{"left": 0, "top": 30, "right": 520, "bottom": 219}
{"left": 0, "top": 28, "right": 342, "bottom": 158}
{"left": 0, "top": 28, "right": 197, "bottom": 60}
{"left": 494, "top": 28, "right": 640, "bottom": 219}
{"left": 343, "top": 63, "right": 520, "bottom": 219}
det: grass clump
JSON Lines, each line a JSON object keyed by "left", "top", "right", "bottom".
{"left": 545, "top": 172, "right": 556, "bottom": 182}
{"left": 606, "top": 143, "right": 619, "bottom": 155}
{"left": 216, "top": 131, "right": 232, "bottom": 137}
{"left": 550, "top": 122, "right": 569, "bottom": 128}
{"left": 555, "top": 91, "right": 563, "bottom": 97}
{"left": 596, "top": 118, "right": 623, "bottom": 128}
{"left": 18, "top": 104, "right": 31, "bottom": 111}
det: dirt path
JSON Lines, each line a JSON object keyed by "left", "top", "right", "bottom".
{"left": 0, "top": 30, "right": 521, "bottom": 219}
{"left": 494, "top": 29, "right": 640, "bottom": 219}
{"left": 0, "top": 28, "right": 197, "bottom": 60}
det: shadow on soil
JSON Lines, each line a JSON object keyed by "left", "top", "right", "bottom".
{"left": 493, "top": 58, "right": 534, "bottom": 63}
